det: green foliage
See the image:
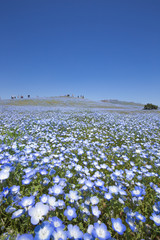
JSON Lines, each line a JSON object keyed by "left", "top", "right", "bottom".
{"left": 144, "top": 103, "right": 158, "bottom": 110}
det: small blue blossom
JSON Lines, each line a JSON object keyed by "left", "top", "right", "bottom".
{"left": 19, "top": 196, "right": 35, "bottom": 208}
{"left": 68, "top": 224, "right": 83, "bottom": 239}
{"left": 16, "top": 234, "right": 33, "bottom": 240}
{"left": 34, "top": 221, "right": 53, "bottom": 240}
{"left": 91, "top": 206, "right": 101, "bottom": 218}
{"left": 93, "top": 223, "right": 111, "bottom": 240}
{"left": 111, "top": 218, "right": 126, "bottom": 235}
{"left": 64, "top": 206, "right": 77, "bottom": 220}
{"left": 150, "top": 212, "right": 160, "bottom": 226}
{"left": 12, "top": 209, "right": 24, "bottom": 219}
{"left": 28, "top": 202, "right": 49, "bottom": 225}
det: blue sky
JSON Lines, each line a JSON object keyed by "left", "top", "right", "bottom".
{"left": 0, "top": 0, "right": 160, "bottom": 105}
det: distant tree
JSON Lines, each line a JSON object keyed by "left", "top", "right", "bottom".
{"left": 144, "top": 103, "right": 158, "bottom": 110}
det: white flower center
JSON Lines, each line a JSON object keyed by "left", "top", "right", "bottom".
{"left": 97, "top": 228, "right": 105, "bottom": 237}
{"left": 154, "top": 215, "right": 160, "bottom": 223}
{"left": 39, "top": 227, "right": 49, "bottom": 239}
{"left": 68, "top": 209, "right": 73, "bottom": 216}
{"left": 114, "top": 222, "right": 122, "bottom": 232}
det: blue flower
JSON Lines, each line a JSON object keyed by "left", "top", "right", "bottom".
{"left": 19, "top": 196, "right": 35, "bottom": 208}
{"left": 83, "top": 233, "right": 93, "bottom": 240}
{"left": 28, "top": 202, "right": 49, "bottom": 225}
{"left": 12, "top": 209, "right": 24, "bottom": 219}
{"left": 64, "top": 206, "right": 77, "bottom": 220}
{"left": 131, "top": 186, "right": 144, "bottom": 197}
{"left": 150, "top": 212, "right": 160, "bottom": 226}
{"left": 40, "top": 194, "right": 48, "bottom": 204}
{"left": 0, "top": 170, "right": 9, "bottom": 181}
{"left": 68, "top": 224, "right": 83, "bottom": 239}
{"left": 126, "top": 216, "right": 137, "bottom": 232}
{"left": 109, "top": 186, "right": 119, "bottom": 195}
{"left": 57, "top": 199, "right": 65, "bottom": 209}
{"left": 90, "top": 196, "right": 99, "bottom": 205}
{"left": 111, "top": 218, "right": 126, "bottom": 235}
{"left": 135, "top": 212, "right": 146, "bottom": 222}
{"left": 93, "top": 223, "right": 111, "bottom": 240}
{"left": 16, "top": 233, "right": 33, "bottom": 240}
{"left": 153, "top": 201, "right": 160, "bottom": 214}
{"left": 47, "top": 196, "right": 57, "bottom": 210}
{"left": 53, "top": 175, "right": 60, "bottom": 183}
{"left": 104, "top": 192, "right": 113, "bottom": 201}
{"left": 91, "top": 206, "right": 101, "bottom": 218}
{"left": 39, "top": 169, "right": 48, "bottom": 175}
{"left": 34, "top": 221, "right": 53, "bottom": 240}
{"left": 49, "top": 216, "right": 64, "bottom": 229}
{"left": 67, "top": 190, "right": 79, "bottom": 202}
{"left": 10, "top": 185, "right": 20, "bottom": 195}
{"left": 52, "top": 227, "right": 68, "bottom": 240}
{"left": 22, "top": 178, "right": 32, "bottom": 185}
{"left": 2, "top": 187, "right": 10, "bottom": 197}
{"left": 48, "top": 184, "right": 63, "bottom": 196}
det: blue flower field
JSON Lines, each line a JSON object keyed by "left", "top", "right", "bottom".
{"left": 0, "top": 107, "right": 160, "bottom": 239}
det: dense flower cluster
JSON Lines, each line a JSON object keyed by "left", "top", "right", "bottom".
{"left": 0, "top": 107, "right": 160, "bottom": 239}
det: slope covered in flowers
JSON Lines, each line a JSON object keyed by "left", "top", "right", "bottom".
{"left": 0, "top": 108, "right": 160, "bottom": 239}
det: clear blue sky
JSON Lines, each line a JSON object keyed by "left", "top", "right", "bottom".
{"left": 0, "top": 0, "right": 160, "bottom": 105}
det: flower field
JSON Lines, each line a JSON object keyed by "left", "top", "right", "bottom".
{"left": 0, "top": 108, "right": 160, "bottom": 240}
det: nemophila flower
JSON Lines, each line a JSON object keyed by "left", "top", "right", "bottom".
{"left": 48, "top": 184, "right": 63, "bottom": 196}
{"left": 12, "top": 209, "right": 24, "bottom": 219}
{"left": 104, "top": 192, "right": 113, "bottom": 201}
{"left": 40, "top": 194, "right": 48, "bottom": 204}
{"left": 52, "top": 227, "right": 68, "bottom": 240}
{"left": 5, "top": 206, "right": 16, "bottom": 213}
{"left": 153, "top": 201, "right": 160, "bottom": 214}
{"left": 126, "top": 216, "right": 137, "bottom": 232}
{"left": 67, "top": 190, "right": 79, "bottom": 202}
{"left": 66, "top": 170, "right": 73, "bottom": 178}
{"left": 39, "top": 169, "right": 48, "bottom": 175}
{"left": 90, "top": 196, "right": 99, "bottom": 205}
{"left": 87, "top": 224, "right": 94, "bottom": 235}
{"left": 16, "top": 233, "right": 34, "bottom": 240}
{"left": 75, "top": 164, "right": 82, "bottom": 171}
{"left": 2, "top": 187, "right": 10, "bottom": 197}
{"left": 10, "top": 185, "right": 20, "bottom": 195}
{"left": 34, "top": 221, "right": 53, "bottom": 240}
{"left": 109, "top": 186, "right": 119, "bottom": 195}
{"left": 19, "top": 196, "right": 35, "bottom": 208}
{"left": 111, "top": 218, "right": 126, "bottom": 235}
{"left": 131, "top": 186, "right": 145, "bottom": 197}
{"left": 59, "top": 178, "right": 67, "bottom": 188}
{"left": 84, "top": 233, "right": 93, "bottom": 240}
{"left": 28, "top": 202, "right": 49, "bottom": 225}
{"left": 135, "top": 212, "right": 146, "bottom": 222}
{"left": 81, "top": 203, "right": 90, "bottom": 216}
{"left": 150, "top": 212, "right": 160, "bottom": 226}
{"left": 47, "top": 196, "right": 57, "bottom": 210}
{"left": 155, "top": 187, "right": 160, "bottom": 194}
{"left": 22, "top": 178, "right": 32, "bottom": 185}
{"left": 49, "top": 216, "right": 64, "bottom": 229}
{"left": 68, "top": 224, "right": 83, "bottom": 239}
{"left": 95, "top": 179, "right": 104, "bottom": 187}
{"left": 0, "top": 170, "right": 9, "bottom": 181}
{"left": 91, "top": 206, "right": 101, "bottom": 218}
{"left": 85, "top": 180, "right": 94, "bottom": 188}
{"left": 53, "top": 175, "right": 60, "bottom": 183}
{"left": 57, "top": 199, "right": 65, "bottom": 209}
{"left": 93, "top": 223, "right": 111, "bottom": 240}
{"left": 42, "top": 177, "right": 50, "bottom": 186}
{"left": 64, "top": 206, "right": 77, "bottom": 220}
{"left": 78, "top": 148, "right": 84, "bottom": 155}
